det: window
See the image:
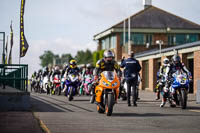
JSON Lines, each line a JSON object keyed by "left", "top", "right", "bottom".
{"left": 131, "top": 33, "right": 144, "bottom": 45}
{"left": 120, "top": 33, "right": 153, "bottom": 45}
{"left": 168, "top": 34, "right": 175, "bottom": 45}
{"left": 145, "top": 34, "right": 153, "bottom": 45}
{"left": 101, "top": 40, "right": 106, "bottom": 50}
{"left": 120, "top": 32, "right": 128, "bottom": 45}
{"left": 176, "top": 34, "right": 186, "bottom": 45}
{"left": 110, "top": 35, "right": 116, "bottom": 49}
{"left": 187, "top": 34, "right": 198, "bottom": 43}
{"left": 105, "top": 37, "right": 110, "bottom": 49}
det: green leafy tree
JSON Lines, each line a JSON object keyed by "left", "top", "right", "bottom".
{"left": 39, "top": 50, "right": 55, "bottom": 67}
{"left": 75, "top": 49, "right": 93, "bottom": 65}
{"left": 61, "top": 53, "right": 73, "bottom": 64}
{"left": 92, "top": 51, "right": 99, "bottom": 66}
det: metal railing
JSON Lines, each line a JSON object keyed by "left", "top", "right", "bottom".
{"left": 0, "top": 64, "right": 28, "bottom": 92}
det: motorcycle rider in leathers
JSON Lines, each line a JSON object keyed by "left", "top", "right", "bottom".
{"left": 93, "top": 50, "right": 122, "bottom": 106}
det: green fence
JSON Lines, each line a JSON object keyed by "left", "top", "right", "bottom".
{"left": 0, "top": 64, "right": 28, "bottom": 92}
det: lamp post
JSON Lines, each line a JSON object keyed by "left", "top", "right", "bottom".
{"left": 0, "top": 32, "right": 5, "bottom": 89}
{"left": 156, "top": 40, "right": 164, "bottom": 57}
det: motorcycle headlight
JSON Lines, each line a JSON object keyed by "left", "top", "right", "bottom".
{"left": 103, "top": 81, "right": 109, "bottom": 86}
{"left": 112, "top": 82, "right": 118, "bottom": 87}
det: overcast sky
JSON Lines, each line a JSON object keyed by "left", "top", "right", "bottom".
{"left": 0, "top": 0, "right": 200, "bottom": 76}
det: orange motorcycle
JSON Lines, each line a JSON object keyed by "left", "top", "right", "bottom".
{"left": 95, "top": 71, "right": 120, "bottom": 116}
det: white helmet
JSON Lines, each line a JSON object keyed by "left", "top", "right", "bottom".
{"left": 163, "top": 58, "right": 169, "bottom": 66}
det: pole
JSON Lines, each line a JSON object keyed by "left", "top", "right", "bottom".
{"left": 123, "top": 20, "right": 126, "bottom": 46}
{"left": 0, "top": 32, "right": 6, "bottom": 89}
{"left": 128, "top": 17, "right": 131, "bottom": 54}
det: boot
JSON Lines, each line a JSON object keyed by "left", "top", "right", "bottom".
{"left": 155, "top": 91, "right": 160, "bottom": 100}
{"left": 160, "top": 98, "right": 166, "bottom": 108}
{"left": 133, "top": 102, "right": 137, "bottom": 107}
{"left": 128, "top": 100, "right": 131, "bottom": 107}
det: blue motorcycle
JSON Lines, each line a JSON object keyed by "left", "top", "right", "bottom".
{"left": 65, "top": 73, "right": 80, "bottom": 101}
{"left": 170, "top": 70, "right": 190, "bottom": 109}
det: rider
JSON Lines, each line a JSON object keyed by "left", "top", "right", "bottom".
{"left": 168, "top": 54, "right": 191, "bottom": 106}
{"left": 62, "top": 60, "right": 80, "bottom": 92}
{"left": 80, "top": 64, "right": 93, "bottom": 94}
{"left": 61, "top": 63, "right": 69, "bottom": 78}
{"left": 52, "top": 66, "right": 61, "bottom": 78}
{"left": 160, "top": 54, "right": 191, "bottom": 107}
{"left": 170, "top": 54, "right": 191, "bottom": 77}
{"left": 120, "top": 51, "right": 141, "bottom": 107}
{"left": 93, "top": 50, "right": 122, "bottom": 105}
{"left": 65, "top": 60, "right": 80, "bottom": 76}
{"left": 42, "top": 66, "right": 50, "bottom": 79}
{"left": 156, "top": 58, "right": 170, "bottom": 100}
{"left": 31, "top": 71, "right": 37, "bottom": 92}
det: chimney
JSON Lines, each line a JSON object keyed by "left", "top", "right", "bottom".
{"left": 143, "top": 0, "right": 152, "bottom": 9}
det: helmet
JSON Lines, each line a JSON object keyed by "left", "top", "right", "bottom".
{"left": 55, "top": 66, "right": 59, "bottom": 71}
{"left": 45, "top": 66, "right": 49, "bottom": 71}
{"left": 69, "top": 60, "right": 77, "bottom": 68}
{"left": 34, "top": 71, "right": 37, "bottom": 76}
{"left": 103, "top": 50, "right": 114, "bottom": 58}
{"left": 172, "top": 54, "right": 181, "bottom": 65}
{"left": 86, "top": 64, "right": 91, "bottom": 68}
{"left": 38, "top": 69, "right": 42, "bottom": 73}
{"left": 163, "top": 58, "right": 169, "bottom": 66}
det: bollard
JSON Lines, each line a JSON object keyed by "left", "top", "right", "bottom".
{"left": 197, "top": 80, "right": 200, "bottom": 104}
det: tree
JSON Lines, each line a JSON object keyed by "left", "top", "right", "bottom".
{"left": 61, "top": 53, "right": 73, "bottom": 64}
{"left": 75, "top": 49, "right": 93, "bottom": 65}
{"left": 39, "top": 50, "right": 55, "bottom": 67}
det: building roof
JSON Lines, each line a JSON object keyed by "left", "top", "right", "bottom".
{"left": 94, "top": 6, "right": 200, "bottom": 40}
{"left": 115, "top": 6, "right": 200, "bottom": 29}
{"left": 135, "top": 41, "right": 200, "bottom": 58}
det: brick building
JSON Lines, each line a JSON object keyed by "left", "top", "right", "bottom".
{"left": 94, "top": 5, "right": 200, "bottom": 61}
{"left": 93, "top": 2, "right": 200, "bottom": 94}
{"left": 135, "top": 41, "right": 200, "bottom": 94}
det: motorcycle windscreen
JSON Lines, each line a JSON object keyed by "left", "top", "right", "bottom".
{"left": 103, "top": 71, "right": 115, "bottom": 82}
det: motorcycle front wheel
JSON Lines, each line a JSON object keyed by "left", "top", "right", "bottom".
{"left": 180, "top": 89, "right": 187, "bottom": 109}
{"left": 68, "top": 87, "right": 73, "bottom": 101}
{"left": 105, "top": 93, "right": 114, "bottom": 116}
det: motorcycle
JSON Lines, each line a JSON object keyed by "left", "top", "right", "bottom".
{"left": 170, "top": 70, "right": 190, "bottom": 109}
{"left": 65, "top": 73, "right": 80, "bottom": 101}
{"left": 95, "top": 71, "right": 120, "bottom": 116}
{"left": 30, "top": 77, "right": 36, "bottom": 92}
{"left": 53, "top": 75, "right": 61, "bottom": 95}
{"left": 83, "top": 75, "right": 94, "bottom": 95}
{"left": 42, "top": 76, "right": 49, "bottom": 93}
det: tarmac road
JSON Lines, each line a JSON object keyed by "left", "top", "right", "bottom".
{"left": 31, "top": 91, "right": 200, "bottom": 133}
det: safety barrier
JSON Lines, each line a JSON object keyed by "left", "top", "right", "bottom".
{"left": 0, "top": 64, "right": 28, "bottom": 92}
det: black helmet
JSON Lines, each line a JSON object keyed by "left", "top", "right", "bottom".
{"left": 103, "top": 50, "right": 114, "bottom": 58}
{"left": 34, "top": 71, "right": 37, "bottom": 75}
{"left": 172, "top": 54, "right": 181, "bottom": 65}
{"left": 45, "top": 66, "right": 49, "bottom": 71}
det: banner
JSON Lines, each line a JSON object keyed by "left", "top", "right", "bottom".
{"left": 20, "top": 0, "right": 29, "bottom": 57}
{"left": 5, "top": 36, "right": 8, "bottom": 64}
{"left": 8, "top": 22, "right": 13, "bottom": 64}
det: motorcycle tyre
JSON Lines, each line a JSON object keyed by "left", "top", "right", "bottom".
{"left": 106, "top": 93, "right": 114, "bottom": 116}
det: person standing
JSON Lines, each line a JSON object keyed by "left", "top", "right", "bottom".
{"left": 121, "top": 51, "right": 141, "bottom": 107}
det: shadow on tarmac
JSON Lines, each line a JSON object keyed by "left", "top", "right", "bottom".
{"left": 112, "top": 112, "right": 200, "bottom": 117}
{"left": 31, "top": 96, "right": 74, "bottom": 112}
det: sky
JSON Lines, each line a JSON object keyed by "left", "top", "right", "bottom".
{"left": 0, "top": 0, "right": 200, "bottom": 77}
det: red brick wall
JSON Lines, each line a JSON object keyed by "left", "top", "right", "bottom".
{"left": 115, "top": 33, "right": 122, "bottom": 61}
{"left": 139, "top": 61, "right": 143, "bottom": 90}
{"left": 141, "top": 61, "right": 146, "bottom": 90}
{"left": 153, "top": 33, "right": 168, "bottom": 45}
{"left": 149, "top": 59, "right": 154, "bottom": 91}
{"left": 194, "top": 51, "right": 200, "bottom": 94}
